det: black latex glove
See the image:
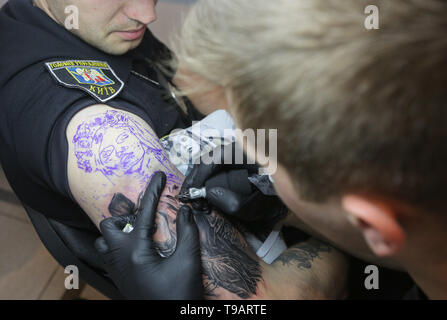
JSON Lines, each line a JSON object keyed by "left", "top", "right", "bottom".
{"left": 181, "top": 143, "right": 286, "bottom": 224}
{"left": 95, "top": 172, "right": 203, "bottom": 300}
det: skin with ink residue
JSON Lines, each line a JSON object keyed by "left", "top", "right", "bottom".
{"left": 108, "top": 193, "right": 135, "bottom": 217}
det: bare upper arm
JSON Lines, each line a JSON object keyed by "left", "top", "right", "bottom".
{"left": 66, "top": 104, "right": 182, "bottom": 228}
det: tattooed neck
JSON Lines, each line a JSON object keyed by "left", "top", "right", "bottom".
{"left": 273, "top": 239, "right": 332, "bottom": 270}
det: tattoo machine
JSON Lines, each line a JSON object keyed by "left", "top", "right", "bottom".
{"left": 176, "top": 169, "right": 252, "bottom": 203}
{"left": 176, "top": 187, "right": 207, "bottom": 202}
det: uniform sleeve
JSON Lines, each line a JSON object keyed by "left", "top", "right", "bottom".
{"left": 0, "top": 67, "right": 99, "bottom": 227}
{"left": 8, "top": 68, "right": 91, "bottom": 195}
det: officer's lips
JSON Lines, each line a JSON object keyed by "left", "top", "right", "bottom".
{"left": 116, "top": 26, "right": 146, "bottom": 41}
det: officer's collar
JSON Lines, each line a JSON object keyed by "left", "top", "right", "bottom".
{"left": 0, "top": 0, "right": 165, "bottom": 85}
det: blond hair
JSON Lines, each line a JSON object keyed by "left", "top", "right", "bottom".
{"left": 172, "top": 0, "right": 447, "bottom": 211}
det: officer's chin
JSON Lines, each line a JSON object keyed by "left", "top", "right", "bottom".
{"left": 106, "top": 39, "right": 141, "bottom": 55}
{"left": 99, "top": 35, "right": 143, "bottom": 55}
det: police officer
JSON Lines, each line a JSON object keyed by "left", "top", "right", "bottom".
{"left": 0, "top": 0, "right": 200, "bottom": 227}
{"left": 0, "top": 0, "right": 205, "bottom": 299}
{"left": 0, "top": 0, "right": 285, "bottom": 300}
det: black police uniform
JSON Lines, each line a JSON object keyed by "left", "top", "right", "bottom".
{"left": 0, "top": 0, "right": 202, "bottom": 230}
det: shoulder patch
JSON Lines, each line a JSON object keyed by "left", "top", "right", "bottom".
{"left": 45, "top": 60, "right": 124, "bottom": 103}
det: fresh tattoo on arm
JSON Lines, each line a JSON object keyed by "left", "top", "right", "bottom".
{"left": 70, "top": 108, "right": 264, "bottom": 299}
{"left": 102, "top": 182, "right": 263, "bottom": 299}
{"left": 195, "top": 212, "right": 262, "bottom": 299}
{"left": 273, "top": 239, "right": 332, "bottom": 270}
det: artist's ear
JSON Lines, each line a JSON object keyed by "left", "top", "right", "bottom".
{"left": 342, "top": 195, "right": 406, "bottom": 257}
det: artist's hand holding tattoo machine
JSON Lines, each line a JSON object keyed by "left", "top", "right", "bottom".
{"left": 179, "top": 142, "right": 286, "bottom": 226}
{"left": 95, "top": 172, "right": 203, "bottom": 300}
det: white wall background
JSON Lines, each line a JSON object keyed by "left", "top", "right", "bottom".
{"left": 0, "top": 0, "right": 195, "bottom": 46}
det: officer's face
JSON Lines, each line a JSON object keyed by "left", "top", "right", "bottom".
{"left": 47, "top": 0, "right": 158, "bottom": 55}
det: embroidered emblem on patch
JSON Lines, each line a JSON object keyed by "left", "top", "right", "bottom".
{"left": 45, "top": 60, "right": 124, "bottom": 103}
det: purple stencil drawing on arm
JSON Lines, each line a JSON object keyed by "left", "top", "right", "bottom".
{"left": 72, "top": 109, "right": 182, "bottom": 189}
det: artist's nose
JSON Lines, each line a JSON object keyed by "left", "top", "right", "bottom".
{"left": 124, "top": 0, "right": 158, "bottom": 25}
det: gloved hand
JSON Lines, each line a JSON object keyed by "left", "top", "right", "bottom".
{"left": 95, "top": 171, "right": 203, "bottom": 300}
{"left": 181, "top": 143, "right": 286, "bottom": 223}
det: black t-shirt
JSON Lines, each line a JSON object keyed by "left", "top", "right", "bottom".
{"left": 0, "top": 0, "right": 201, "bottom": 229}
